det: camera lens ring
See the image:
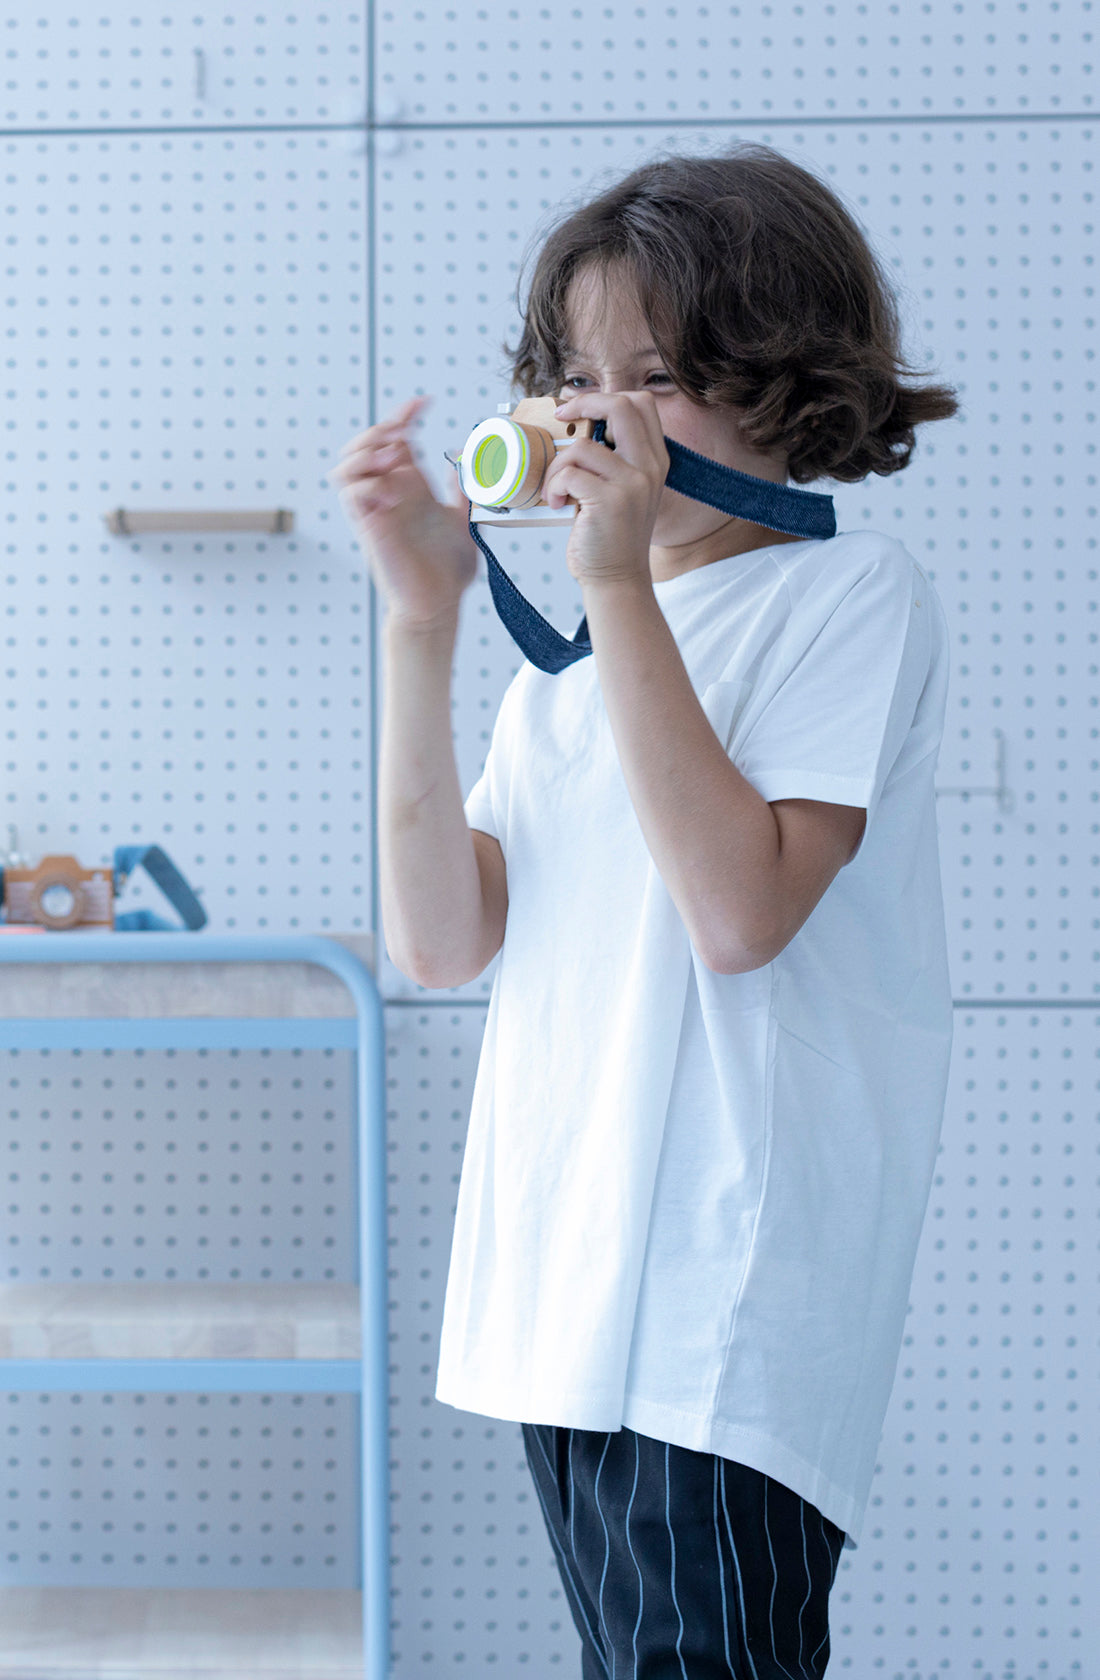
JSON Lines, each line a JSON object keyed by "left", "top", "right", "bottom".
{"left": 30, "top": 873, "right": 85, "bottom": 930}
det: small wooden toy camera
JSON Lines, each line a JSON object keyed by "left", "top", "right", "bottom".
{"left": 3, "top": 855, "right": 114, "bottom": 930}
{"left": 456, "top": 396, "right": 598, "bottom": 526}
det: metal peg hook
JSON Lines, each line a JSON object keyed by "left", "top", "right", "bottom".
{"left": 193, "top": 47, "right": 208, "bottom": 105}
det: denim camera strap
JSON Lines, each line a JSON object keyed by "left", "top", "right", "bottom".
{"left": 467, "top": 427, "right": 837, "bottom": 676}
{"left": 113, "top": 843, "right": 208, "bottom": 932}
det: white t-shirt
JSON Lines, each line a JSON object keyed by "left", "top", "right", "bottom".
{"left": 435, "top": 529, "right": 953, "bottom": 1545}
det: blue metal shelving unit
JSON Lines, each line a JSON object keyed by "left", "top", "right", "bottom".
{"left": 0, "top": 933, "right": 388, "bottom": 1679}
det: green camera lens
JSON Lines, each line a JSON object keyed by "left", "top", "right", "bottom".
{"left": 473, "top": 433, "right": 509, "bottom": 490}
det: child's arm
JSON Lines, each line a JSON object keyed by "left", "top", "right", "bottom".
{"left": 547, "top": 390, "right": 865, "bottom": 975}
{"left": 379, "top": 616, "right": 508, "bottom": 987}
{"left": 580, "top": 575, "right": 863, "bottom": 973}
{"left": 330, "top": 401, "right": 508, "bottom": 988}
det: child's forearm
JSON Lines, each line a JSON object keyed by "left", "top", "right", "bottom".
{"left": 580, "top": 573, "right": 787, "bottom": 973}
{"left": 379, "top": 615, "right": 502, "bottom": 987}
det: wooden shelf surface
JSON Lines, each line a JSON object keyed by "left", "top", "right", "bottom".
{"left": 0, "top": 1586, "right": 363, "bottom": 1678}
{"left": 0, "top": 1282, "right": 360, "bottom": 1360}
{"left": 0, "top": 933, "right": 374, "bottom": 1019}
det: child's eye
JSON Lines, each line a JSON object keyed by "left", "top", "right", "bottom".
{"left": 561, "top": 370, "right": 671, "bottom": 390}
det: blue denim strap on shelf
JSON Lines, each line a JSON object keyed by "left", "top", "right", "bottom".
{"left": 467, "top": 426, "right": 836, "bottom": 675}
{"left": 113, "top": 844, "right": 208, "bottom": 931}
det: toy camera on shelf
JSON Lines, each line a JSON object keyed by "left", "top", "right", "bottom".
{"left": 454, "top": 396, "right": 599, "bottom": 527}
{"left": 3, "top": 855, "right": 114, "bottom": 930}
{"left": 0, "top": 832, "right": 207, "bottom": 933}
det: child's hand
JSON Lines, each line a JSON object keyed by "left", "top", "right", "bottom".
{"left": 545, "top": 391, "right": 670, "bottom": 588}
{"left": 328, "top": 397, "right": 478, "bottom": 631}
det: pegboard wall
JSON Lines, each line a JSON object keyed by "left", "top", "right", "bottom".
{"left": 0, "top": 1046, "right": 359, "bottom": 1591}
{"left": 383, "top": 1006, "right": 574, "bottom": 1671}
{"left": 831, "top": 1005, "right": 1098, "bottom": 1673}
{"left": 2, "top": 128, "right": 371, "bottom": 934}
{"left": 1, "top": 5, "right": 1096, "bottom": 1678}
{"left": 0, "top": 1048, "right": 356, "bottom": 1283}
{"left": 374, "top": 1, "right": 1095, "bottom": 123}
{"left": 0, "top": 1389, "right": 359, "bottom": 1590}
{"left": 3, "top": 5, "right": 368, "bottom": 130}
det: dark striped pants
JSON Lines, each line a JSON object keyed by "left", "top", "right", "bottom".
{"left": 521, "top": 1422, "right": 846, "bottom": 1680}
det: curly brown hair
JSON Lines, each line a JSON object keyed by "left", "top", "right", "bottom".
{"left": 509, "top": 145, "right": 958, "bottom": 485}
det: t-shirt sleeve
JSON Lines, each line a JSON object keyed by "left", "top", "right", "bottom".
{"left": 461, "top": 670, "right": 523, "bottom": 844}
{"left": 463, "top": 766, "right": 499, "bottom": 840}
{"left": 733, "top": 545, "right": 944, "bottom": 836}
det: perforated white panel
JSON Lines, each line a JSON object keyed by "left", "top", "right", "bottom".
{"left": 0, "top": 1049, "right": 355, "bottom": 1283}
{"left": 3, "top": 129, "right": 370, "bottom": 934}
{"left": 831, "top": 1006, "right": 1098, "bottom": 1676}
{"left": 5, "top": 1, "right": 1096, "bottom": 1670}
{"left": 0, "top": 1389, "right": 359, "bottom": 1589}
{"left": 372, "top": 119, "right": 1098, "bottom": 1002}
{"left": 376, "top": 1, "right": 1096, "bottom": 124}
{"left": 3, "top": 6, "right": 367, "bottom": 130}
{"left": 384, "top": 1005, "right": 571, "bottom": 1673}
{"left": 0, "top": 1044, "right": 359, "bottom": 1593}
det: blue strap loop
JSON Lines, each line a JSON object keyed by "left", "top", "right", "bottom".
{"left": 664, "top": 437, "right": 835, "bottom": 537}
{"left": 113, "top": 845, "right": 208, "bottom": 932}
{"left": 467, "top": 426, "right": 836, "bottom": 675}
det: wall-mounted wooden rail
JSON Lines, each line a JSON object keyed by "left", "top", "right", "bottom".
{"left": 104, "top": 508, "right": 295, "bottom": 536}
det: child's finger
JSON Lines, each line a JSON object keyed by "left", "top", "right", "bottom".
{"left": 555, "top": 390, "right": 665, "bottom": 467}
{"left": 348, "top": 394, "right": 426, "bottom": 443}
{"left": 336, "top": 395, "right": 430, "bottom": 459}
{"left": 336, "top": 420, "right": 412, "bottom": 461}
{"left": 328, "top": 438, "right": 414, "bottom": 485}
{"left": 330, "top": 439, "right": 405, "bottom": 478}
{"left": 544, "top": 437, "right": 619, "bottom": 488}
{"left": 542, "top": 456, "right": 605, "bottom": 509}
{"left": 338, "top": 480, "right": 400, "bottom": 519}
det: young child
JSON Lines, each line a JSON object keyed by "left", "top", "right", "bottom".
{"left": 332, "top": 144, "right": 958, "bottom": 1678}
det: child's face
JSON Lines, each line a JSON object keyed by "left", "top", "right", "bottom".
{"left": 560, "top": 264, "right": 792, "bottom": 560}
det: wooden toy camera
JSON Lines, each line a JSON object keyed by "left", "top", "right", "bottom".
{"left": 456, "top": 396, "right": 599, "bottom": 527}
{"left": 2, "top": 855, "right": 115, "bottom": 931}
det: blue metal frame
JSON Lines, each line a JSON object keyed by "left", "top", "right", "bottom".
{"left": 0, "top": 933, "right": 389, "bottom": 1680}
{"left": 0, "top": 1018, "right": 360, "bottom": 1050}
